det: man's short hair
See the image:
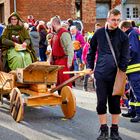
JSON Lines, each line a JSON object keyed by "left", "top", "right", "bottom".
{"left": 50, "top": 15, "right": 61, "bottom": 25}
{"left": 119, "top": 20, "right": 132, "bottom": 29}
{"left": 107, "top": 9, "right": 121, "bottom": 18}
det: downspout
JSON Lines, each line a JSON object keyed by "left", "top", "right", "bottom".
{"left": 14, "top": 0, "right": 16, "bottom": 12}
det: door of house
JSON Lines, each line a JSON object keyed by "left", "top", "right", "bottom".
{"left": 0, "top": 3, "right": 4, "bottom": 23}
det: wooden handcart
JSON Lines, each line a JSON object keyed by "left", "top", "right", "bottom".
{"left": 0, "top": 62, "right": 84, "bottom": 122}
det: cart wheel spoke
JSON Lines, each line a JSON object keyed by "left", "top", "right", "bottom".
{"left": 61, "top": 86, "right": 76, "bottom": 119}
{"left": 10, "top": 87, "right": 24, "bottom": 122}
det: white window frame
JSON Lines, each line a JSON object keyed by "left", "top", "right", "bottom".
{"left": 125, "top": 4, "right": 139, "bottom": 20}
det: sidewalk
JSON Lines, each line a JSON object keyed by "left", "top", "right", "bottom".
{"left": 73, "top": 88, "right": 140, "bottom": 140}
{"left": 74, "top": 76, "right": 95, "bottom": 92}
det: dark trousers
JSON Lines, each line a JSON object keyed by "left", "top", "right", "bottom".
{"left": 130, "top": 79, "right": 140, "bottom": 115}
{"left": 95, "top": 79, "right": 121, "bottom": 114}
{"left": 39, "top": 47, "right": 47, "bottom": 61}
{"left": 83, "top": 74, "right": 89, "bottom": 89}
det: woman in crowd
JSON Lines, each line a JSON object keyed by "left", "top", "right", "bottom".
{"left": 1, "top": 12, "right": 36, "bottom": 71}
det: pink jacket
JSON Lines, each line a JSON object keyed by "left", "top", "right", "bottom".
{"left": 82, "top": 42, "right": 90, "bottom": 64}
{"left": 75, "top": 31, "right": 85, "bottom": 48}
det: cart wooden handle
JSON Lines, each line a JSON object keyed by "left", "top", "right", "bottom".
{"left": 63, "top": 71, "right": 85, "bottom": 76}
{"left": 50, "top": 74, "right": 81, "bottom": 93}
{"left": 50, "top": 70, "right": 93, "bottom": 93}
{"left": 63, "top": 70, "right": 93, "bottom": 75}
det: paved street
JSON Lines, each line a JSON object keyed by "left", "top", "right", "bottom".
{"left": 0, "top": 87, "right": 140, "bottom": 140}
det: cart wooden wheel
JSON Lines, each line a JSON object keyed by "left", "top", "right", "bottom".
{"left": 61, "top": 86, "right": 76, "bottom": 119}
{"left": 10, "top": 87, "right": 24, "bottom": 122}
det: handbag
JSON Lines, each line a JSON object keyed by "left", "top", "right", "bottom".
{"left": 105, "top": 29, "right": 126, "bottom": 96}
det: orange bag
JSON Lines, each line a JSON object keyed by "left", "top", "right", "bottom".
{"left": 112, "top": 69, "right": 126, "bottom": 96}
{"left": 105, "top": 29, "right": 127, "bottom": 96}
{"left": 73, "top": 41, "right": 81, "bottom": 50}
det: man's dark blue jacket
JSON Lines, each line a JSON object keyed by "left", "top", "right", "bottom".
{"left": 87, "top": 27, "right": 129, "bottom": 81}
{"left": 0, "top": 24, "right": 4, "bottom": 37}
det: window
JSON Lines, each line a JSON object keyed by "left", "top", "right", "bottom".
{"left": 96, "top": 3, "right": 109, "bottom": 19}
{"left": 75, "top": 0, "right": 81, "bottom": 19}
{"left": 126, "top": 8, "right": 130, "bottom": 18}
{"left": 133, "top": 7, "right": 138, "bottom": 18}
{"left": 0, "top": 3, "right": 4, "bottom": 23}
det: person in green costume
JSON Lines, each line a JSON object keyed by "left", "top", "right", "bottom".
{"left": 1, "top": 12, "right": 37, "bottom": 71}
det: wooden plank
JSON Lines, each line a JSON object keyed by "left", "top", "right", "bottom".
{"left": 20, "top": 88, "right": 39, "bottom": 96}
{"left": 29, "top": 84, "right": 47, "bottom": 93}
{"left": 26, "top": 94, "right": 61, "bottom": 107}
{"left": 24, "top": 62, "right": 63, "bottom": 73}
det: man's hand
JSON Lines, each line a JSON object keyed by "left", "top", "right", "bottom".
{"left": 84, "top": 69, "right": 93, "bottom": 75}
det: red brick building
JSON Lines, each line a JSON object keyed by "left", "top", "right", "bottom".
{"left": 0, "top": 0, "right": 121, "bottom": 32}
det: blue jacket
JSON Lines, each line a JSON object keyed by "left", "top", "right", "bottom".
{"left": 0, "top": 24, "right": 4, "bottom": 49}
{"left": 87, "top": 27, "right": 129, "bottom": 81}
{"left": 126, "top": 28, "right": 140, "bottom": 65}
{"left": 126, "top": 28, "right": 140, "bottom": 81}
{"left": 0, "top": 24, "right": 4, "bottom": 37}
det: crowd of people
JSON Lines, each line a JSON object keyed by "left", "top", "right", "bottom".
{"left": 0, "top": 9, "right": 140, "bottom": 140}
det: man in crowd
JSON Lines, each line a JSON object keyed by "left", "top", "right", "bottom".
{"left": 86, "top": 9, "right": 129, "bottom": 140}
{"left": 120, "top": 20, "right": 140, "bottom": 123}
{"left": 50, "top": 16, "right": 74, "bottom": 94}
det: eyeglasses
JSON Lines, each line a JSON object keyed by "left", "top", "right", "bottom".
{"left": 110, "top": 19, "right": 120, "bottom": 22}
{"left": 11, "top": 18, "right": 18, "bottom": 20}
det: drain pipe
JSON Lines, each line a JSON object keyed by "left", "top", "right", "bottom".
{"left": 14, "top": 0, "right": 17, "bottom": 12}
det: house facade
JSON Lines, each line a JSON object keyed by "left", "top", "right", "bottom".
{"left": 0, "top": 0, "right": 121, "bottom": 32}
{"left": 121, "top": 0, "right": 140, "bottom": 24}
{"left": 115, "top": 0, "right": 140, "bottom": 25}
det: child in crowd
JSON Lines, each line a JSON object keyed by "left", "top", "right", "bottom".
{"left": 46, "top": 33, "right": 53, "bottom": 63}
{"left": 82, "top": 35, "right": 92, "bottom": 91}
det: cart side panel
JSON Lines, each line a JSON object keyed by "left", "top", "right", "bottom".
{"left": 16, "top": 62, "right": 63, "bottom": 84}
{"left": 0, "top": 71, "right": 15, "bottom": 90}
{"left": 16, "top": 68, "right": 58, "bottom": 84}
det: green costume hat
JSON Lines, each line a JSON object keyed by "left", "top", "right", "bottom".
{"left": 8, "top": 12, "right": 24, "bottom": 24}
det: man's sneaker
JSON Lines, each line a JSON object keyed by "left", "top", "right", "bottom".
{"left": 130, "top": 115, "right": 140, "bottom": 122}
{"left": 122, "top": 112, "right": 136, "bottom": 118}
{"left": 97, "top": 126, "right": 109, "bottom": 140}
{"left": 110, "top": 127, "right": 122, "bottom": 140}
